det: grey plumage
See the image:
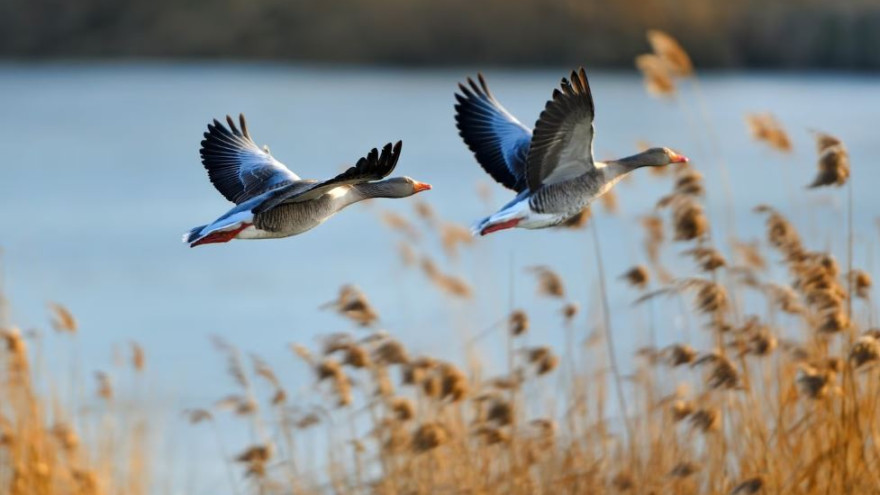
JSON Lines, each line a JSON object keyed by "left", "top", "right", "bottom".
{"left": 529, "top": 169, "right": 604, "bottom": 215}
{"left": 252, "top": 193, "right": 341, "bottom": 235}
{"left": 252, "top": 180, "right": 415, "bottom": 234}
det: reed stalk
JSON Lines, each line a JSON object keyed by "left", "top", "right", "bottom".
{"left": 589, "top": 221, "right": 634, "bottom": 445}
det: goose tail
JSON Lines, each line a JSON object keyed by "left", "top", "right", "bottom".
{"left": 471, "top": 214, "right": 523, "bottom": 236}
{"left": 183, "top": 225, "right": 207, "bottom": 244}
{"left": 470, "top": 216, "right": 491, "bottom": 237}
{"left": 184, "top": 210, "right": 255, "bottom": 248}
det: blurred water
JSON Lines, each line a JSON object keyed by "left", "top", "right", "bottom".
{"left": 0, "top": 63, "right": 878, "bottom": 491}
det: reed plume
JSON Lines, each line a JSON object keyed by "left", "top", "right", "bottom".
{"left": 635, "top": 54, "right": 676, "bottom": 97}
{"left": 745, "top": 113, "right": 792, "bottom": 152}
{"left": 620, "top": 265, "right": 650, "bottom": 289}
{"left": 527, "top": 266, "right": 565, "bottom": 298}
{"left": 646, "top": 30, "right": 694, "bottom": 77}
{"left": 49, "top": 303, "right": 77, "bottom": 333}
{"left": 807, "top": 132, "right": 849, "bottom": 188}
{"left": 321, "top": 285, "right": 379, "bottom": 326}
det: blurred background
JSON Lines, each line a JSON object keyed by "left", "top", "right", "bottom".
{"left": 1, "top": 1, "right": 879, "bottom": 492}
{"left": 3, "top": 0, "right": 880, "bottom": 68}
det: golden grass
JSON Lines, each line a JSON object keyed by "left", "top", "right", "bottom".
{"left": 0, "top": 325, "right": 154, "bottom": 495}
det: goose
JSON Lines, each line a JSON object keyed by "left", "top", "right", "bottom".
{"left": 455, "top": 68, "right": 688, "bottom": 236}
{"left": 184, "top": 114, "right": 431, "bottom": 247}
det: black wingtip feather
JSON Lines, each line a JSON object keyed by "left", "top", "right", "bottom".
{"left": 239, "top": 114, "right": 250, "bottom": 139}
{"left": 560, "top": 78, "right": 572, "bottom": 94}
{"left": 467, "top": 77, "right": 480, "bottom": 95}
{"left": 226, "top": 115, "right": 246, "bottom": 138}
{"left": 478, "top": 73, "right": 491, "bottom": 95}
{"left": 341, "top": 140, "right": 403, "bottom": 184}
{"left": 567, "top": 67, "right": 589, "bottom": 95}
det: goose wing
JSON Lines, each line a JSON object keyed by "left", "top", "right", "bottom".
{"left": 199, "top": 114, "right": 301, "bottom": 204}
{"left": 525, "top": 68, "right": 596, "bottom": 191}
{"left": 252, "top": 141, "right": 402, "bottom": 215}
{"left": 454, "top": 74, "right": 531, "bottom": 192}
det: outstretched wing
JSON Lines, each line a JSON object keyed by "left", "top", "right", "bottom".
{"left": 252, "top": 141, "right": 402, "bottom": 215}
{"left": 199, "top": 114, "right": 300, "bottom": 204}
{"left": 525, "top": 68, "right": 596, "bottom": 191}
{"left": 454, "top": 74, "right": 532, "bottom": 192}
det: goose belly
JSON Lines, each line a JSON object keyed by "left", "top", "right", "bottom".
{"left": 493, "top": 196, "right": 562, "bottom": 230}
{"left": 529, "top": 173, "right": 624, "bottom": 220}
{"left": 527, "top": 192, "right": 590, "bottom": 226}
{"left": 251, "top": 199, "right": 337, "bottom": 237}
{"left": 235, "top": 225, "right": 290, "bottom": 240}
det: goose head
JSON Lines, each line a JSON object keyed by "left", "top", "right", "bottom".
{"left": 365, "top": 177, "right": 432, "bottom": 198}
{"left": 613, "top": 147, "right": 688, "bottom": 171}
{"left": 644, "top": 147, "right": 689, "bottom": 167}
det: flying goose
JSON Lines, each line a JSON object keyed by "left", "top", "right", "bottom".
{"left": 184, "top": 114, "right": 431, "bottom": 247}
{"left": 455, "top": 68, "right": 688, "bottom": 236}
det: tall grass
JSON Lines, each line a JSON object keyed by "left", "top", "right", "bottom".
{"left": 0, "top": 308, "right": 155, "bottom": 495}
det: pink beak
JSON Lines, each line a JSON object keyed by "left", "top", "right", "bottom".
{"left": 669, "top": 152, "right": 689, "bottom": 163}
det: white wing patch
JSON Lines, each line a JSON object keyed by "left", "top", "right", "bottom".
{"left": 325, "top": 185, "right": 350, "bottom": 200}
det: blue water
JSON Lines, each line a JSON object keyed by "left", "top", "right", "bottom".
{"left": 0, "top": 63, "right": 878, "bottom": 491}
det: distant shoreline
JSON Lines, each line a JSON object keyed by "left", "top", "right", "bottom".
{"left": 0, "top": 59, "right": 879, "bottom": 76}
{"left": 4, "top": 0, "right": 880, "bottom": 70}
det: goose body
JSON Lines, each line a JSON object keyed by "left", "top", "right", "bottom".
{"left": 455, "top": 68, "right": 688, "bottom": 236}
{"left": 184, "top": 115, "right": 430, "bottom": 247}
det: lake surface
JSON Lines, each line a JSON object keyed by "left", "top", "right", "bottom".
{"left": 0, "top": 64, "right": 878, "bottom": 491}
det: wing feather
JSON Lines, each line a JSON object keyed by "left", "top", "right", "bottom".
{"left": 199, "top": 114, "right": 300, "bottom": 204}
{"left": 525, "top": 68, "right": 596, "bottom": 190}
{"left": 252, "top": 141, "right": 402, "bottom": 215}
{"left": 454, "top": 74, "right": 531, "bottom": 192}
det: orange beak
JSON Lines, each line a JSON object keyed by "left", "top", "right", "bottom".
{"left": 669, "top": 151, "right": 689, "bottom": 163}
{"left": 413, "top": 181, "right": 432, "bottom": 193}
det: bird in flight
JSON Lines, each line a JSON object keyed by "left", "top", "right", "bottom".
{"left": 184, "top": 114, "right": 431, "bottom": 247}
{"left": 455, "top": 67, "right": 688, "bottom": 236}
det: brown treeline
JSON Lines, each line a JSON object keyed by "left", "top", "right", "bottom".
{"left": 3, "top": 0, "right": 880, "bottom": 68}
